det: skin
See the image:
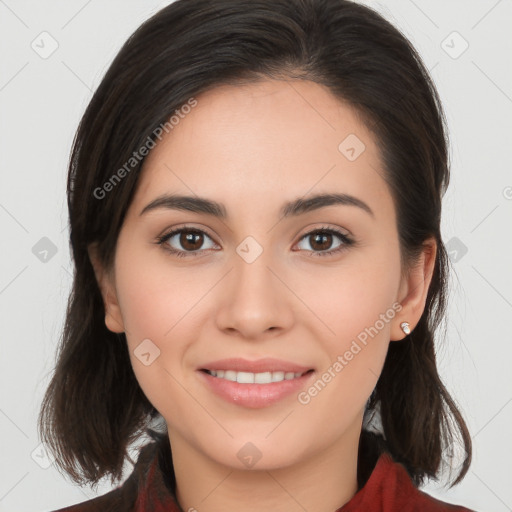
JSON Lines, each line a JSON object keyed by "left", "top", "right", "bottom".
{"left": 89, "top": 79, "right": 436, "bottom": 512}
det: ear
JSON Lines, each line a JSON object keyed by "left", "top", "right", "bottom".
{"left": 391, "top": 237, "right": 437, "bottom": 341}
{"left": 87, "top": 243, "right": 125, "bottom": 333}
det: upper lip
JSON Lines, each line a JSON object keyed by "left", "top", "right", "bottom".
{"left": 199, "top": 358, "right": 314, "bottom": 374}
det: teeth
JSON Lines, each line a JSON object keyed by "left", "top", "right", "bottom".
{"left": 272, "top": 371, "right": 284, "bottom": 382}
{"left": 206, "top": 369, "right": 304, "bottom": 383}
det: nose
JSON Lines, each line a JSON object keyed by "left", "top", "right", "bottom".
{"left": 214, "top": 249, "right": 294, "bottom": 341}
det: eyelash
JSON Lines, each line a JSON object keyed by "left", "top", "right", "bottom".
{"left": 155, "top": 225, "right": 355, "bottom": 259}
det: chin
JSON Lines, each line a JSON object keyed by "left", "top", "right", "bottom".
{"left": 200, "top": 435, "right": 310, "bottom": 472}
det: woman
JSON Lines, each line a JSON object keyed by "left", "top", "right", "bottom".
{"left": 39, "top": 0, "right": 476, "bottom": 510}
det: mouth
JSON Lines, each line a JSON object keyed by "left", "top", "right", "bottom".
{"left": 200, "top": 368, "right": 314, "bottom": 384}
{"left": 196, "top": 358, "right": 316, "bottom": 408}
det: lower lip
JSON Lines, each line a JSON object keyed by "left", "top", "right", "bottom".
{"left": 197, "top": 370, "right": 315, "bottom": 408}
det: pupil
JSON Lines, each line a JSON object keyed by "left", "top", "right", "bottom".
{"left": 182, "top": 231, "right": 202, "bottom": 250}
{"left": 312, "top": 233, "right": 331, "bottom": 250}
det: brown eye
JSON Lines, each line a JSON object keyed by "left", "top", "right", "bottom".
{"left": 157, "top": 228, "right": 218, "bottom": 257}
{"left": 179, "top": 231, "right": 204, "bottom": 251}
{"left": 309, "top": 232, "right": 334, "bottom": 251}
{"left": 296, "top": 228, "right": 354, "bottom": 257}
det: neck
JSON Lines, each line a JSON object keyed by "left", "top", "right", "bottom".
{"left": 168, "top": 422, "right": 361, "bottom": 512}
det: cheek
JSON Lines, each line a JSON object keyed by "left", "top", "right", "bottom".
{"left": 113, "top": 247, "right": 213, "bottom": 411}
{"left": 115, "top": 243, "right": 206, "bottom": 344}
{"left": 298, "top": 247, "right": 400, "bottom": 406}
{"left": 300, "top": 247, "right": 400, "bottom": 350}
{"left": 297, "top": 297, "right": 394, "bottom": 441}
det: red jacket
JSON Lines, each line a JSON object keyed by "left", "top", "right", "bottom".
{"left": 53, "top": 438, "right": 475, "bottom": 512}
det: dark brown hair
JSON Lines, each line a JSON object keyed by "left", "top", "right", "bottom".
{"left": 39, "top": 0, "right": 472, "bottom": 490}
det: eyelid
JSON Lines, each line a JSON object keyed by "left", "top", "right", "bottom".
{"left": 157, "top": 223, "right": 218, "bottom": 242}
{"left": 295, "top": 222, "right": 352, "bottom": 239}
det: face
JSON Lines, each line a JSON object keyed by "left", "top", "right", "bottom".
{"left": 92, "top": 79, "right": 434, "bottom": 472}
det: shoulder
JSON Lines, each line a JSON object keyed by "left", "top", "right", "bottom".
{"left": 340, "top": 452, "right": 476, "bottom": 512}
{"left": 413, "top": 489, "right": 476, "bottom": 512}
{"left": 50, "top": 485, "right": 131, "bottom": 512}
{"left": 380, "top": 453, "right": 476, "bottom": 511}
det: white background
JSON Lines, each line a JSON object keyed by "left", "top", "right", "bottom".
{"left": 0, "top": 1, "right": 511, "bottom": 511}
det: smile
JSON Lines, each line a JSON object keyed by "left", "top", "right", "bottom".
{"left": 203, "top": 369, "right": 311, "bottom": 384}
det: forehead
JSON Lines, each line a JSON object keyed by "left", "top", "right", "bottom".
{"left": 132, "top": 79, "right": 393, "bottom": 223}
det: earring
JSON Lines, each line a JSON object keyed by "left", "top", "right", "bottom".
{"left": 400, "top": 322, "right": 411, "bottom": 335}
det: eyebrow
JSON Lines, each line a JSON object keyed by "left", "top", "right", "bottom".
{"left": 139, "top": 192, "right": 374, "bottom": 219}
